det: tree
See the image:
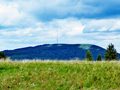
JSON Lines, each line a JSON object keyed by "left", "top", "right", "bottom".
{"left": 86, "top": 50, "right": 93, "bottom": 61}
{"left": 0, "top": 52, "right": 6, "bottom": 60}
{"left": 105, "top": 43, "right": 117, "bottom": 61}
{"left": 97, "top": 54, "right": 102, "bottom": 61}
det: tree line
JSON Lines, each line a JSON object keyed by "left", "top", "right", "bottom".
{"left": 86, "top": 43, "right": 118, "bottom": 61}
{"left": 0, "top": 43, "right": 119, "bottom": 61}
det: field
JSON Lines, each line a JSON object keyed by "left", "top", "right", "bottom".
{"left": 0, "top": 60, "right": 120, "bottom": 90}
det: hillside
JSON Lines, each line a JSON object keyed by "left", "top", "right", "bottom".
{"left": 0, "top": 61, "right": 120, "bottom": 90}
{"left": 3, "top": 44, "right": 106, "bottom": 60}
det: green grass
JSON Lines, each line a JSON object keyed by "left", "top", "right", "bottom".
{"left": 0, "top": 61, "right": 120, "bottom": 90}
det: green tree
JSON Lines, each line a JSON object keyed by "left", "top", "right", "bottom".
{"left": 97, "top": 54, "right": 102, "bottom": 61}
{"left": 0, "top": 52, "right": 6, "bottom": 60}
{"left": 86, "top": 50, "right": 93, "bottom": 61}
{"left": 105, "top": 43, "right": 117, "bottom": 61}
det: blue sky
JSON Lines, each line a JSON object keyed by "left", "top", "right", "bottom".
{"left": 0, "top": 0, "right": 120, "bottom": 52}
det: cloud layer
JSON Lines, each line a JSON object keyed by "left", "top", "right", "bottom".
{"left": 0, "top": 0, "right": 120, "bottom": 52}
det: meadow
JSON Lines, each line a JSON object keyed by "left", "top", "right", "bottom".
{"left": 0, "top": 60, "right": 120, "bottom": 90}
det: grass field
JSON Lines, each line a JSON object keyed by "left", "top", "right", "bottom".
{"left": 0, "top": 60, "right": 120, "bottom": 90}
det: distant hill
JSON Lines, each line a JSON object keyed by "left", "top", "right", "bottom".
{"left": 3, "top": 44, "right": 108, "bottom": 60}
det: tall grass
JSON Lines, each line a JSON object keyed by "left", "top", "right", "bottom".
{"left": 0, "top": 60, "right": 120, "bottom": 90}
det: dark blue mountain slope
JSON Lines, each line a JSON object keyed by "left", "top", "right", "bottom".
{"left": 3, "top": 44, "right": 108, "bottom": 60}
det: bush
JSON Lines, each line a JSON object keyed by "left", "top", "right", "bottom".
{"left": 0, "top": 52, "right": 6, "bottom": 60}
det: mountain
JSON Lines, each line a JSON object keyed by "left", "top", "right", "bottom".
{"left": 3, "top": 44, "right": 107, "bottom": 60}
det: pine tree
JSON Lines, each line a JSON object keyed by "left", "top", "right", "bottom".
{"left": 86, "top": 50, "right": 93, "bottom": 61}
{"left": 97, "top": 54, "right": 102, "bottom": 61}
{"left": 105, "top": 43, "right": 117, "bottom": 61}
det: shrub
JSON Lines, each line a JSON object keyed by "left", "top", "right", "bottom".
{"left": 0, "top": 52, "right": 6, "bottom": 60}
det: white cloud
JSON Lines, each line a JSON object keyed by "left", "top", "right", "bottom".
{"left": 110, "top": 20, "right": 120, "bottom": 30}
{"left": 49, "top": 18, "right": 84, "bottom": 36}
{"left": 84, "top": 19, "right": 120, "bottom": 32}
{"left": 0, "top": 4, "right": 23, "bottom": 26}
{"left": 0, "top": 18, "right": 84, "bottom": 37}
{"left": 0, "top": 2, "right": 37, "bottom": 27}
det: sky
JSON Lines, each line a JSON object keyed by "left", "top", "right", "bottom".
{"left": 0, "top": 0, "right": 120, "bottom": 52}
